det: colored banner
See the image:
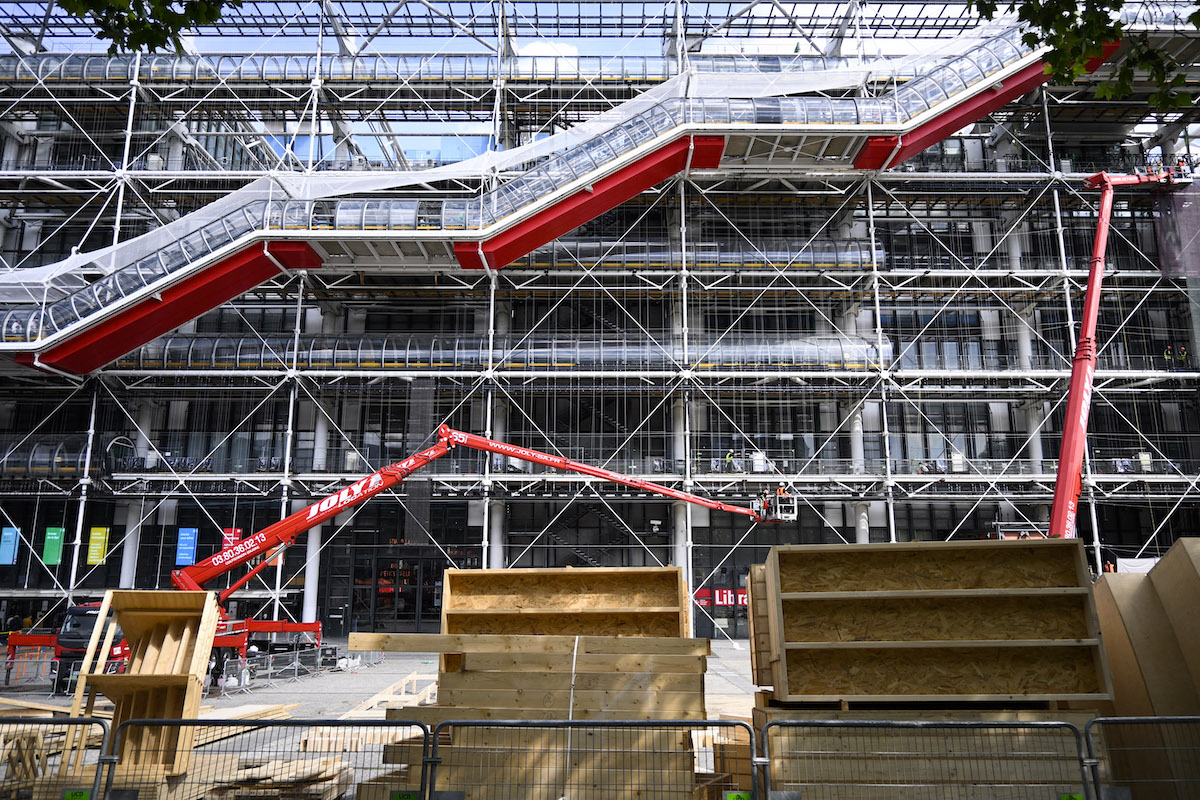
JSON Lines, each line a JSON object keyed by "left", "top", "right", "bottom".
{"left": 0, "top": 527, "right": 18, "bottom": 566}
{"left": 176, "top": 527, "right": 199, "bottom": 566}
{"left": 85, "top": 527, "right": 109, "bottom": 565}
{"left": 222, "top": 527, "right": 243, "bottom": 549}
{"left": 43, "top": 527, "right": 64, "bottom": 566}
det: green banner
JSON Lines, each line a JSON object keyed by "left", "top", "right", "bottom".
{"left": 86, "top": 527, "right": 109, "bottom": 565}
{"left": 43, "top": 527, "right": 64, "bottom": 566}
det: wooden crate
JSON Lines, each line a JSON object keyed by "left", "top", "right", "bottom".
{"left": 760, "top": 540, "right": 1112, "bottom": 704}
{"left": 67, "top": 590, "right": 220, "bottom": 777}
{"left": 441, "top": 566, "right": 689, "bottom": 637}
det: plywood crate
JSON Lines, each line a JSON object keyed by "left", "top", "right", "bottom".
{"left": 66, "top": 590, "right": 220, "bottom": 778}
{"left": 441, "top": 566, "right": 689, "bottom": 637}
{"left": 760, "top": 540, "right": 1112, "bottom": 704}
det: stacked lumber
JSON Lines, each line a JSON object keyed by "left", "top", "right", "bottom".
{"left": 750, "top": 540, "right": 1112, "bottom": 707}
{"left": 349, "top": 566, "right": 710, "bottom": 800}
{"left": 210, "top": 758, "right": 354, "bottom": 800}
{"left": 348, "top": 633, "right": 709, "bottom": 725}
{"left": 374, "top": 726, "right": 697, "bottom": 800}
{"left": 1095, "top": 537, "right": 1200, "bottom": 716}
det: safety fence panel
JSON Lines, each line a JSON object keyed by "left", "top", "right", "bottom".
{"left": 1086, "top": 716, "right": 1200, "bottom": 799}
{"left": 0, "top": 717, "right": 110, "bottom": 800}
{"left": 762, "top": 720, "right": 1089, "bottom": 799}
{"left": 432, "top": 720, "right": 757, "bottom": 800}
{"left": 3, "top": 651, "right": 56, "bottom": 689}
{"left": 108, "top": 719, "right": 430, "bottom": 800}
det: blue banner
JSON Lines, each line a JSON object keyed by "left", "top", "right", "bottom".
{"left": 176, "top": 527, "right": 198, "bottom": 566}
{"left": 0, "top": 527, "right": 17, "bottom": 566}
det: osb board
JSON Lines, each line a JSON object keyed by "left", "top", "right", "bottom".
{"left": 747, "top": 563, "right": 772, "bottom": 687}
{"left": 444, "top": 567, "right": 684, "bottom": 610}
{"left": 442, "top": 567, "right": 688, "bottom": 639}
{"left": 348, "top": 633, "right": 709, "bottom": 655}
{"left": 770, "top": 540, "right": 1084, "bottom": 593}
{"left": 1148, "top": 537, "right": 1200, "bottom": 691}
{"left": 385, "top": 704, "right": 707, "bottom": 724}
{"left": 780, "top": 594, "right": 1090, "bottom": 642}
{"left": 1094, "top": 575, "right": 1155, "bottom": 718}
{"left": 752, "top": 703, "right": 1098, "bottom": 730}
{"left": 438, "top": 669, "right": 702, "bottom": 694}
{"left": 443, "top": 611, "right": 682, "bottom": 637}
{"left": 782, "top": 646, "right": 1105, "bottom": 698}
{"left": 457, "top": 651, "right": 707, "bottom": 674}
{"left": 436, "top": 688, "right": 704, "bottom": 715}
{"left": 1098, "top": 572, "right": 1200, "bottom": 715}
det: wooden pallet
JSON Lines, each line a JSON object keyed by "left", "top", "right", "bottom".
{"left": 757, "top": 540, "right": 1112, "bottom": 705}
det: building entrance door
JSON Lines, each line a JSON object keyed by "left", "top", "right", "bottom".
{"left": 351, "top": 552, "right": 447, "bottom": 633}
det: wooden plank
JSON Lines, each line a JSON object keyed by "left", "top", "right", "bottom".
{"left": 349, "top": 632, "right": 709, "bottom": 655}
{"left": 1148, "top": 537, "right": 1200, "bottom": 692}
{"left": 747, "top": 563, "right": 773, "bottom": 687}
{"left": 384, "top": 705, "right": 707, "bottom": 724}
{"left": 764, "top": 547, "right": 788, "bottom": 699}
{"left": 458, "top": 652, "right": 706, "bottom": 674}
{"left": 437, "top": 669, "right": 702, "bottom": 693}
{"left": 435, "top": 688, "right": 704, "bottom": 714}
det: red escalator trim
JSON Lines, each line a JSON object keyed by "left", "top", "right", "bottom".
{"left": 19, "top": 241, "right": 320, "bottom": 375}
{"left": 455, "top": 134, "right": 725, "bottom": 270}
{"left": 852, "top": 45, "right": 1118, "bottom": 171}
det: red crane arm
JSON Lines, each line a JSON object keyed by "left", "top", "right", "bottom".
{"left": 439, "top": 425, "right": 765, "bottom": 524}
{"left": 171, "top": 440, "right": 450, "bottom": 596}
{"left": 173, "top": 424, "right": 768, "bottom": 603}
{"left": 1048, "top": 171, "right": 1170, "bottom": 538}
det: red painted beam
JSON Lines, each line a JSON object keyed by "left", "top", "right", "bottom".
{"left": 456, "top": 135, "right": 725, "bottom": 270}
{"left": 853, "top": 47, "right": 1118, "bottom": 171}
{"left": 18, "top": 240, "right": 320, "bottom": 375}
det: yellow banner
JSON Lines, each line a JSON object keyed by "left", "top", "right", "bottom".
{"left": 86, "top": 526, "right": 109, "bottom": 565}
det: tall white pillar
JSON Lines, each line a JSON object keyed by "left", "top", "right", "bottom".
{"left": 1015, "top": 306, "right": 1035, "bottom": 371}
{"left": 853, "top": 502, "right": 870, "bottom": 544}
{"left": 488, "top": 500, "right": 505, "bottom": 568}
{"left": 118, "top": 501, "right": 142, "bottom": 588}
{"left": 846, "top": 404, "right": 865, "bottom": 474}
{"left": 1025, "top": 401, "right": 1045, "bottom": 473}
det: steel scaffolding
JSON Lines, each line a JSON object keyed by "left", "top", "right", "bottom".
{"left": 0, "top": 1, "right": 1196, "bottom": 639}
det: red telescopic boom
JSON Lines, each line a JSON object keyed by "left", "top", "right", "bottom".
{"left": 173, "top": 425, "right": 768, "bottom": 603}
{"left": 1047, "top": 171, "right": 1170, "bottom": 538}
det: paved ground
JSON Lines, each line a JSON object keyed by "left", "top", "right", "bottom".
{"left": 18, "top": 638, "right": 758, "bottom": 720}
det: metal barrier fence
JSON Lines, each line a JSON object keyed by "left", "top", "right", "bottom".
{"left": 3, "top": 652, "right": 56, "bottom": 688}
{"left": 0, "top": 718, "right": 110, "bottom": 800}
{"left": 431, "top": 719, "right": 756, "bottom": 800}
{"left": 762, "top": 720, "right": 1090, "bottom": 799}
{"left": 217, "top": 647, "right": 377, "bottom": 694}
{"left": 1085, "top": 716, "right": 1200, "bottom": 799}
{"left": 5, "top": 715, "right": 1198, "bottom": 798}
{"left": 108, "top": 719, "right": 430, "bottom": 800}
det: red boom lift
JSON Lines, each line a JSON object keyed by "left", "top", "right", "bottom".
{"left": 1047, "top": 170, "right": 1173, "bottom": 539}
{"left": 171, "top": 424, "right": 787, "bottom": 638}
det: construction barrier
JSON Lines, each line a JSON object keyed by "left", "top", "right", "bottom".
{"left": 217, "top": 648, "right": 384, "bottom": 695}
{"left": 430, "top": 719, "right": 757, "bottom": 800}
{"left": 2, "top": 653, "right": 56, "bottom": 688}
{"left": 106, "top": 719, "right": 430, "bottom": 800}
{"left": 761, "top": 719, "right": 1090, "bottom": 799}
{"left": 6, "top": 715, "right": 1200, "bottom": 798}
{"left": 1085, "top": 716, "right": 1200, "bottom": 799}
{"left": 0, "top": 718, "right": 110, "bottom": 800}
